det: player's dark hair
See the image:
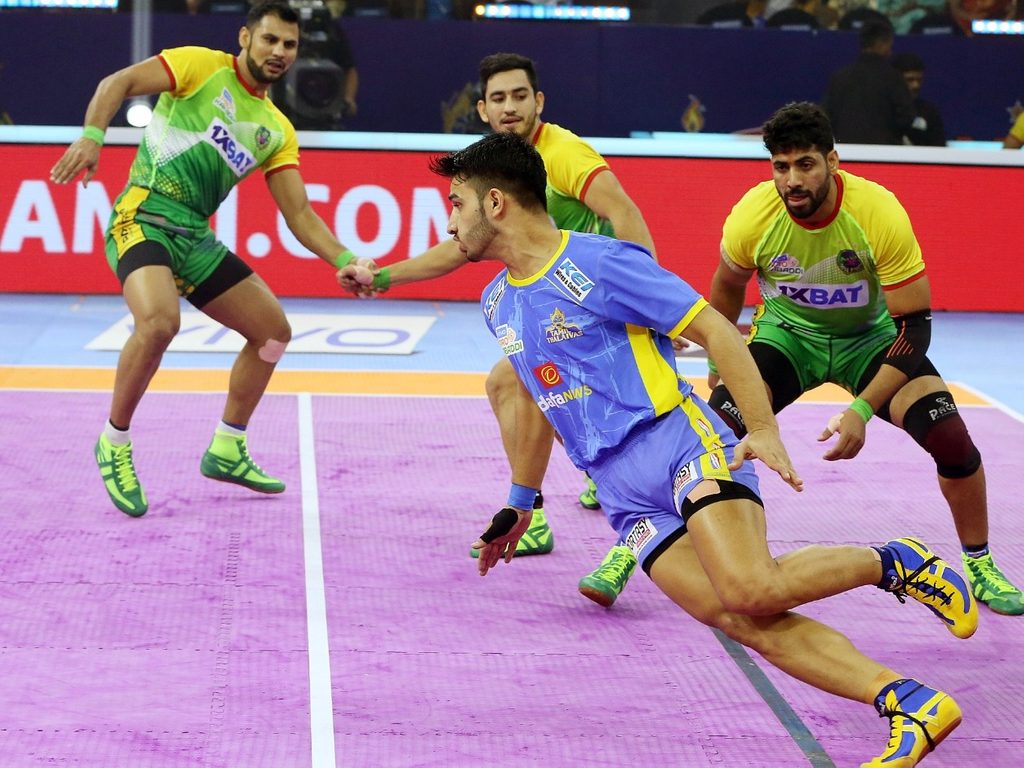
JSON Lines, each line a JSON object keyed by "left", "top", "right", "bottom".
{"left": 429, "top": 132, "right": 548, "bottom": 212}
{"left": 479, "top": 53, "right": 539, "bottom": 98}
{"left": 247, "top": 0, "right": 299, "bottom": 29}
{"left": 762, "top": 101, "right": 835, "bottom": 156}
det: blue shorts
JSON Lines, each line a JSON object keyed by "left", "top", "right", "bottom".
{"left": 588, "top": 396, "right": 761, "bottom": 573}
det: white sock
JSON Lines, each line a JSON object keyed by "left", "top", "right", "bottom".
{"left": 215, "top": 420, "right": 246, "bottom": 438}
{"left": 104, "top": 421, "right": 131, "bottom": 446}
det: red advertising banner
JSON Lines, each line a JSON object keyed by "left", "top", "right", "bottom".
{"left": 1, "top": 143, "right": 1020, "bottom": 311}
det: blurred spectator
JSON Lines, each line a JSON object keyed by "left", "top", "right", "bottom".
{"left": 876, "top": 0, "right": 947, "bottom": 33}
{"left": 1004, "top": 111, "right": 1024, "bottom": 149}
{"left": 838, "top": 5, "right": 892, "bottom": 28}
{"left": 891, "top": 51, "right": 946, "bottom": 145}
{"left": 767, "top": 0, "right": 821, "bottom": 28}
{"left": 822, "top": 19, "right": 916, "bottom": 143}
{"left": 325, "top": 0, "right": 359, "bottom": 119}
{"left": 696, "top": 0, "right": 769, "bottom": 27}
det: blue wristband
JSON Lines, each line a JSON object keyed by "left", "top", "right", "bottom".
{"left": 507, "top": 483, "right": 539, "bottom": 510}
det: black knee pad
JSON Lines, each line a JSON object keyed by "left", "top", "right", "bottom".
{"left": 708, "top": 385, "right": 746, "bottom": 437}
{"left": 902, "top": 392, "right": 981, "bottom": 479}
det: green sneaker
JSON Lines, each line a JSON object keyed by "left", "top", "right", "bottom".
{"left": 200, "top": 433, "right": 285, "bottom": 494}
{"left": 578, "top": 473, "right": 601, "bottom": 510}
{"left": 95, "top": 434, "right": 148, "bottom": 517}
{"left": 962, "top": 552, "right": 1024, "bottom": 616}
{"left": 470, "top": 506, "right": 553, "bottom": 558}
{"left": 578, "top": 545, "right": 637, "bottom": 608}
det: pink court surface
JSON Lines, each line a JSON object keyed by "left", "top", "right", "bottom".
{"left": 1, "top": 296, "right": 1023, "bottom": 767}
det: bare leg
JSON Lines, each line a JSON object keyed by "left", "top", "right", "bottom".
{"left": 199, "top": 274, "right": 291, "bottom": 426}
{"left": 889, "top": 375, "right": 989, "bottom": 547}
{"left": 110, "top": 265, "right": 182, "bottom": 427}
{"left": 650, "top": 504, "right": 897, "bottom": 703}
{"left": 485, "top": 357, "right": 521, "bottom": 466}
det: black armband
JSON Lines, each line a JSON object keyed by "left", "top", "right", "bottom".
{"left": 479, "top": 507, "right": 518, "bottom": 543}
{"left": 883, "top": 309, "right": 931, "bottom": 376}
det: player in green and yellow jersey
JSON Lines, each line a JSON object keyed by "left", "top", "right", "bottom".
{"left": 707, "top": 102, "right": 1024, "bottom": 621}
{"left": 50, "top": 1, "right": 369, "bottom": 518}
{"left": 340, "top": 53, "right": 655, "bottom": 607}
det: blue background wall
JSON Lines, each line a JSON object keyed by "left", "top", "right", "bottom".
{"left": 1, "top": 14, "right": 1022, "bottom": 141}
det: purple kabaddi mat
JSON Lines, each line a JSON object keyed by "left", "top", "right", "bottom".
{"left": 0, "top": 390, "right": 1022, "bottom": 767}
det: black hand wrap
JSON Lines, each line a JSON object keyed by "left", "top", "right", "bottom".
{"left": 479, "top": 507, "right": 519, "bottom": 543}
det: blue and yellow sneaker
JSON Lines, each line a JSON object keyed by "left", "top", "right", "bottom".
{"left": 578, "top": 473, "right": 601, "bottom": 510}
{"left": 470, "top": 495, "right": 552, "bottom": 558}
{"left": 578, "top": 545, "right": 637, "bottom": 607}
{"left": 200, "top": 432, "right": 285, "bottom": 494}
{"left": 861, "top": 679, "right": 961, "bottom": 768}
{"left": 95, "top": 434, "right": 148, "bottom": 517}
{"left": 877, "top": 538, "right": 977, "bottom": 639}
{"left": 962, "top": 552, "right": 1024, "bottom": 616}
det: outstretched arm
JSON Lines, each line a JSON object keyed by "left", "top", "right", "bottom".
{"left": 473, "top": 376, "right": 555, "bottom": 576}
{"left": 706, "top": 245, "right": 755, "bottom": 387}
{"left": 268, "top": 168, "right": 358, "bottom": 273}
{"left": 50, "top": 56, "right": 173, "bottom": 186}
{"left": 682, "top": 305, "right": 802, "bottom": 492}
{"left": 581, "top": 170, "right": 657, "bottom": 259}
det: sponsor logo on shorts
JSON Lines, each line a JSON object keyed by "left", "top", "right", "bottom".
{"left": 484, "top": 281, "right": 506, "bottom": 322}
{"left": 553, "top": 258, "right": 595, "bottom": 301}
{"left": 206, "top": 119, "right": 256, "bottom": 177}
{"left": 213, "top": 88, "right": 236, "bottom": 122}
{"left": 545, "top": 307, "right": 583, "bottom": 343}
{"left": 672, "top": 462, "right": 696, "bottom": 498}
{"left": 836, "top": 249, "right": 865, "bottom": 274}
{"left": 777, "top": 280, "right": 869, "bottom": 309}
{"left": 533, "top": 362, "right": 563, "bottom": 388}
{"left": 535, "top": 384, "right": 592, "bottom": 412}
{"left": 767, "top": 253, "right": 803, "bottom": 276}
{"left": 495, "top": 324, "right": 523, "bottom": 356}
{"left": 625, "top": 517, "right": 658, "bottom": 555}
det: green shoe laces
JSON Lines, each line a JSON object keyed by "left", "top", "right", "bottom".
{"left": 967, "top": 555, "right": 1019, "bottom": 596}
{"left": 111, "top": 443, "right": 140, "bottom": 491}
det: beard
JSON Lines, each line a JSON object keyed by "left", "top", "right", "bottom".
{"left": 781, "top": 177, "right": 831, "bottom": 220}
{"left": 245, "top": 45, "right": 285, "bottom": 84}
{"left": 462, "top": 214, "right": 498, "bottom": 262}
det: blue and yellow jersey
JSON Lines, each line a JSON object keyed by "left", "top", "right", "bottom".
{"left": 481, "top": 232, "right": 707, "bottom": 469}
{"left": 721, "top": 170, "right": 925, "bottom": 336}
{"left": 127, "top": 46, "right": 299, "bottom": 218}
{"left": 532, "top": 122, "right": 614, "bottom": 236}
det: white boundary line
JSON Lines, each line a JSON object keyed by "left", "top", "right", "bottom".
{"left": 952, "top": 381, "right": 1024, "bottom": 424}
{"left": 298, "top": 392, "right": 338, "bottom": 768}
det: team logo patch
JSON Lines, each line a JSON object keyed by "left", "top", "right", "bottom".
{"left": 836, "top": 249, "right": 864, "bottom": 274}
{"left": 255, "top": 126, "right": 271, "bottom": 148}
{"left": 545, "top": 307, "right": 583, "bottom": 343}
{"left": 553, "top": 257, "right": 595, "bottom": 301}
{"left": 534, "top": 362, "right": 563, "bottom": 389}
{"left": 213, "top": 88, "right": 236, "bottom": 122}
{"left": 495, "top": 324, "right": 524, "bottom": 356}
{"left": 625, "top": 517, "right": 658, "bottom": 556}
{"left": 484, "top": 281, "right": 506, "bottom": 322}
{"left": 767, "top": 253, "right": 803, "bottom": 276}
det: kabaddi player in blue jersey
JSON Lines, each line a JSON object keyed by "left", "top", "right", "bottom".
{"left": 434, "top": 131, "right": 975, "bottom": 768}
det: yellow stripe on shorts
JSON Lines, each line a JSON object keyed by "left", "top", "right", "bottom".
{"left": 679, "top": 397, "right": 733, "bottom": 482}
{"left": 109, "top": 186, "right": 152, "bottom": 260}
